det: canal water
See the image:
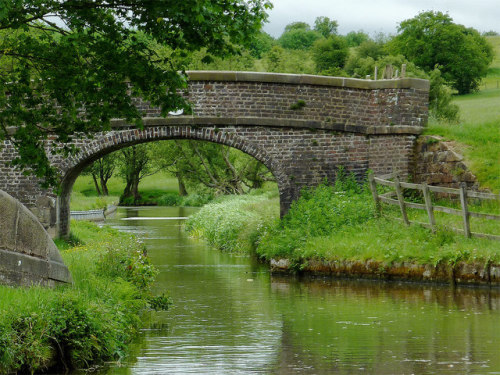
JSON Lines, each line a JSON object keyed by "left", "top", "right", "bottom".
{"left": 100, "top": 206, "right": 500, "bottom": 374}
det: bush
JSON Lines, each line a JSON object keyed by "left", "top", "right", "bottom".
{"left": 257, "top": 175, "right": 374, "bottom": 263}
{"left": 185, "top": 193, "right": 279, "bottom": 252}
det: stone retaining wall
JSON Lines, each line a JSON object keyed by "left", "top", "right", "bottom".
{"left": 0, "top": 190, "right": 71, "bottom": 286}
{"left": 271, "top": 258, "right": 500, "bottom": 286}
{"left": 412, "top": 135, "right": 478, "bottom": 189}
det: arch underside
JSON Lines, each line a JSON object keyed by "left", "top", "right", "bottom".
{"left": 57, "top": 124, "right": 293, "bottom": 237}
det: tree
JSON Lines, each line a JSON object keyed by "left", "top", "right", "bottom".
{"left": 248, "top": 31, "right": 276, "bottom": 58}
{"left": 284, "top": 22, "right": 310, "bottom": 33}
{"left": 82, "top": 154, "right": 116, "bottom": 196}
{"left": 279, "top": 22, "right": 322, "bottom": 50}
{"left": 0, "top": 0, "right": 271, "bottom": 187}
{"left": 314, "top": 17, "right": 338, "bottom": 38}
{"left": 428, "top": 68, "right": 460, "bottom": 123}
{"left": 345, "top": 31, "right": 370, "bottom": 47}
{"left": 118, "top": 144, "right": 157, "bottom": 204}
{"left": 150, "top": 140, "right": 274, "bottom": 195}
{"left": 356, "top": 40, "right": 387, "bottom": 60}
{"left": 264, "top": 46, "right": 286, "bottom": 72}
{"left": 312, "top": 35, "right": 349, "bottom": 74}
{"left": 390, "top": 11, "right": 493, "bottom": 94}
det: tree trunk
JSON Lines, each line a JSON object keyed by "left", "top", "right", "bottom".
{"left": 177, "top": 172, "right": 188, "bottom": 196}
{"left": 100, "top": 176, "right": 109, "bottom": 196}
{"left": 92, "top": 174, "right": 102, "bottom": 196}
{"left": 131, "top": 176, "right": 141, "bottom": 204}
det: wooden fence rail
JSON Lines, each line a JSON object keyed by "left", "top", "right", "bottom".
{"left": 368, "top": 173, "right": 500, "bottom": 241}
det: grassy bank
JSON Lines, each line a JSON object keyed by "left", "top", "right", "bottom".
{"left": 0, "top": 221, "right": 168, "bottom": 374}
{"left": 71, "top": 172, "right": 213, "bottom": 211}
{"left": 186, "top": 179, "right": 500, "bottom": 275}
{"left": 426, "top": 36, "right": 500, "bottom": 192}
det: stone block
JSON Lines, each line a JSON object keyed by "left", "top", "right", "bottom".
{"left": 0, "top": 190, "right": 72, "bottom": 286}
{"left": 0, "top": 190, "right": 18, "bottom": 251}
{"left": 15, "top": 206, "right": 50, "bottom": 258}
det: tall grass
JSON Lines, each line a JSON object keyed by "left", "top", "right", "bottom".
{"left": 185, "top": 183, "right": 500, "bottom": 271}
{"left": 0, "top": 221, "right": 166, "bottom": 374}
{"left": 185, "top": 190, "right": 280, "bottom": 253}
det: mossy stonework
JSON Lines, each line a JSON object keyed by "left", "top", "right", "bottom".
{"left": 270, "top": 258, "right": 500, "bottom": 287}
{"left": 0, "top": 71, "right": 429, "bottom": 237}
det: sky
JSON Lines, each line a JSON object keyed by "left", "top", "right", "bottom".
{"left": 263, "top": 0, "right": 500, "bottom": 37}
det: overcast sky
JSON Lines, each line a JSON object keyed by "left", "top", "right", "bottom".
{"left": 263, "top": 0, "right": 500, "bottom": 37}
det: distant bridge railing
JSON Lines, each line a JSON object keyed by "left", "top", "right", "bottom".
{"left": 368, "top": 172, "right": 500, "bottom": 241}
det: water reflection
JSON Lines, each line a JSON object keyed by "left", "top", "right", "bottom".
{"left": 96, "top": 207, "right": 500, "bottom": 375}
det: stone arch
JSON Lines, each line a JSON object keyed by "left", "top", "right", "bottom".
{"left": 57, "top": 125, "right": 292, "bottom": 237}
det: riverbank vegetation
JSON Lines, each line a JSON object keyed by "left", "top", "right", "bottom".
{"left": 186, "top": 174, "right": 500, "bottom": 273}
{"left": 0, "top": 221, "right": 168, "bottom": 374}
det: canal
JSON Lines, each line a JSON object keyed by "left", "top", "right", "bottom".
{"left": 98, "top": 206, "right": 500, "bottom": 374}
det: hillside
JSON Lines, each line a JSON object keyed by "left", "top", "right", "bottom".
{"left": 426, "top": 36, "right": 500, "bottom": 192}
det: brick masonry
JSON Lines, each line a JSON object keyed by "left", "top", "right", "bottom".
{"left": 0, "top": 71, "right": 430, "bottom": 237}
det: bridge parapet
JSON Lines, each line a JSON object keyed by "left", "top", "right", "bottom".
{"left": 131, "top": 71, "right": 429, "bottom": 134}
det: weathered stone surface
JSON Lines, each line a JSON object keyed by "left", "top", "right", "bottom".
{"left": 0, "top": 190, "right": 72, "bottom": 286}
{"left": 270, "top": 257, "right": 500, "bottom": 286}
{"left": 412, "top": 135, "right": 479, "bottom": 190}
{"left": 0, "top": 71, "right": 429, "bottom": 237}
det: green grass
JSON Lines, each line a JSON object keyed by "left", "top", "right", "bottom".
{"left": 425, "top": 36, "right": 500, "bottom": 192}
{"left": 70, "top": 172, "right": 180, "bottom": 210}
{"left": 426, "top": 119, "right": 500, "bottom": 192}
{"left": 186, "top": 183, "right": 500, "bottom": 270}
{"left": 483, "top": 36, "right": 500, "bottom": 88}
{"left": 0, "top": 221, "right": 164, "bottom": 374}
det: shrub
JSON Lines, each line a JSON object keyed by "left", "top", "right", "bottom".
{"left": 257, "top": 173, "right": 374, "bottom": 263}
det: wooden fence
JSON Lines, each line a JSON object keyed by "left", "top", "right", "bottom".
{"left": 368, "top": 172, "right": 500, "bottom": 241}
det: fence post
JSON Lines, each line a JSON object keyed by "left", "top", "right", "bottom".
{"left": 422, "top": 183, "right": 436, "bottom": 230}
{"left": 394, "top": 175, "right": 410, "bottom": 226}
{"left": 368, "top": 173, "right": 381, "bottom": 217}
{"left": 459, "top": 182, "right": 471, "bottom": 238}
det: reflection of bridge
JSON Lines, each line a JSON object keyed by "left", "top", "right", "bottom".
{"left": 0, "top": 71, "right": 429, "bottom": 238}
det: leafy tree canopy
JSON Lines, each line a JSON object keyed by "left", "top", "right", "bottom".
{"left": 389, "top": 11, "right": 493, "bottom": 94}
{"left": 312, "top": 35, "right": 349, "bottom": 74}
{"left": 313, "top": 17, "right": 338, "bottom": 38}
{"left": 279, "top": 28, "right": 322, "bottom": 50}
{"left": 0, "top": 0, "right": 271, "bottom": 186}
{"left": 284, "top": 22, "right": 311, "bottom": 33}
{"left": 345, "top": 30, "right": 370, "bottom": 47}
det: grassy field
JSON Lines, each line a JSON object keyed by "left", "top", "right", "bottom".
{"left": 71, "top": 172, "right": 179, "bottom": 210}
{"left": 426, "top": 35, "right": 500, "bottom": 192}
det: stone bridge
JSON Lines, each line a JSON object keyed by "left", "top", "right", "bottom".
{"left": 0, "top": 71, "right": 429, "bottom": 238}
